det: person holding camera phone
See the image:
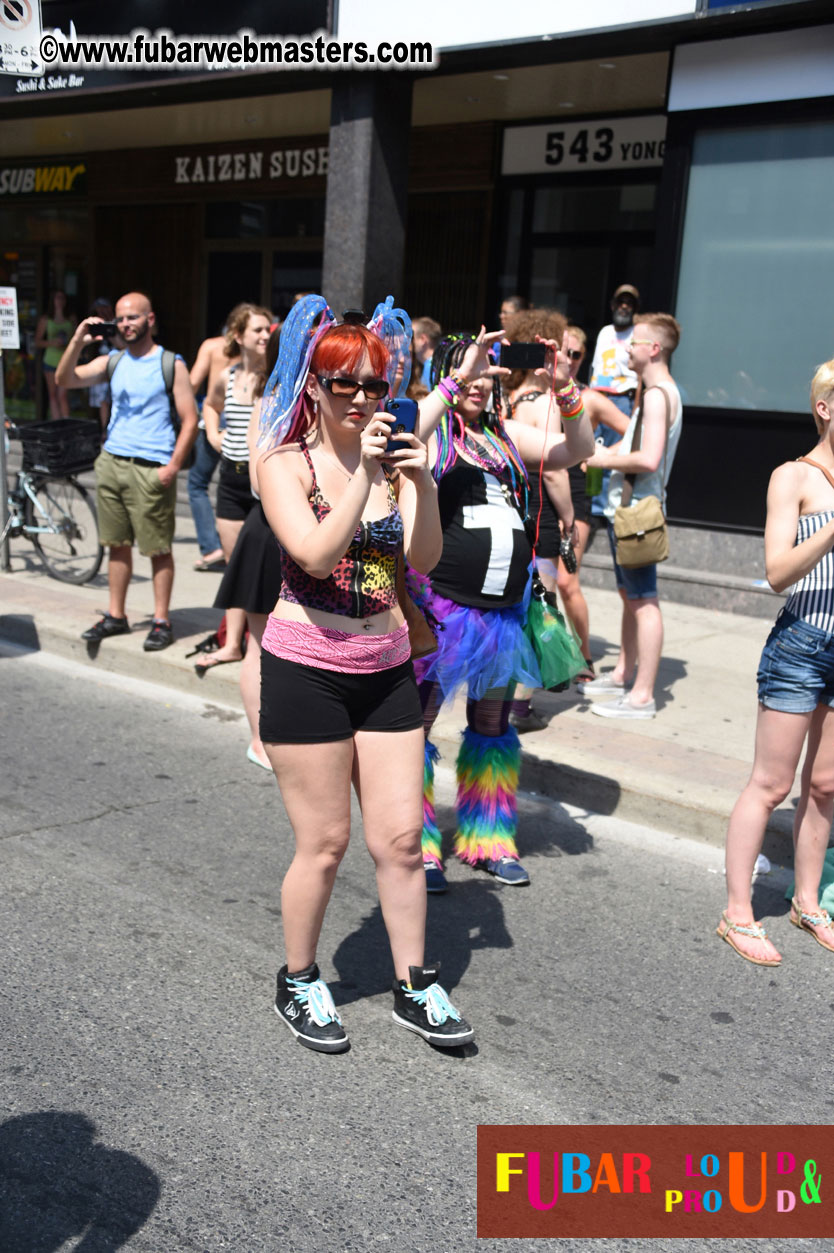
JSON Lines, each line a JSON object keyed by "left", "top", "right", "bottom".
{"left": 412, "top": 329, "right": 594, "bottom": 892}
{"left": 502, "top": 308, "right": 585, "bottom": 730}
{"left": 254, "top": 295, "right": 481, "bottom": 1054}
{"left": 55, "top": 291, "right": 199, "bottom": 651}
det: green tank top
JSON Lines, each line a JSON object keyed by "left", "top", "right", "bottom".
{"left": 44, "top": 317, "right": 73, "bottom": 368}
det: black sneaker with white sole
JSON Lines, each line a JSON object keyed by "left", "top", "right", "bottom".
{"left": 392, "top": 965, "right": 474, "bottom": 1047}
{"left": 274, "top": 963, "right": 349, "bottom": 1053}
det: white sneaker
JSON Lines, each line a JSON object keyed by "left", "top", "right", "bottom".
{"left": 591, "top": 695, "right": 656, "bottom": 719}
{"left": 580, "top": 672, "right": 626, "bottom": 696}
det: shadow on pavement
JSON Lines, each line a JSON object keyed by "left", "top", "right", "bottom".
{"left": 0, "top": 614, "right": 40, "bottom": 652}
{"left": 0, "top": 1110, "right": 160, "bottom": 1252}
{"left": 432, "top": 798, "right": 594, "bottom": 861}
{"left": 331, "top": 879, "right": 513, "bottom": 1008}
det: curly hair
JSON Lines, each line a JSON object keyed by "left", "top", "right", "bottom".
{"left": 224, "top": 303, "right": 273, "bottom": 358}
{"left": 504, "top": 306, "right": 567, "bottom": 392}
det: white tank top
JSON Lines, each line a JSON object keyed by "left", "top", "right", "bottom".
{"left": 220, "top": 365, "right": 254, "bottom": 463}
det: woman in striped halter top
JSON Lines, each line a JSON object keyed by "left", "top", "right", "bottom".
{"left": 201, "top": 302, "right": 272, "bottom": 667}
{"left": 718, "top": 359, "right": 834, "bottom": 966}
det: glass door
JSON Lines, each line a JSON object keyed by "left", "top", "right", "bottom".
{"left": 1, "top": 247, "right": 41, "bottom": 422}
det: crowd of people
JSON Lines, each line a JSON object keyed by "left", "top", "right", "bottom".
{"left": 49, "top": 278, "right": 834, "bottom": 1053}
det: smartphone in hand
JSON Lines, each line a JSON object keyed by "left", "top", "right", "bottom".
{"left": 383, "top": 397, "right": 419, "bottom": 454}
{"left": 500, "top": 342, "right": 547, "bottom": 370}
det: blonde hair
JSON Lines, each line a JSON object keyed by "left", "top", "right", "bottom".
{"left": 811, "top": 359, "right": 834, "bottom": 434}
{"left": 635, "top": 313, "right": 681, "bottom": 359}
{"left": 224, "top": 303, "right": 272, "bottom": 358}
{"left": 565, "top": 325, "right": 587, "bottom": 350}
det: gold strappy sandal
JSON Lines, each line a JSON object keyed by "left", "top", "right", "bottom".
{"left": 789, "top": 898, "right": 834, "bottom": 951}
{"left": 716, "top": 912, "right": 781, "bottom": 967}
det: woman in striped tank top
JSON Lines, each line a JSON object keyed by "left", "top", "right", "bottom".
{"left": 718, "top": 360, "right": 834, "bottom": 966}
{"left": 202, "top": 303, "right": 272, "bottom": 667}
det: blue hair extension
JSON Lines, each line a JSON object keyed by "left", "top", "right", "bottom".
{"left": 368, "top": 296, "right": 412, "bottom": 396}
{"left": 258, "top": 295, "right": 336, "bottom": 452}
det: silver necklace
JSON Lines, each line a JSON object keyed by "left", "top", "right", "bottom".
{"left": 315, "top": 444, "right": 356, "bottom": 481}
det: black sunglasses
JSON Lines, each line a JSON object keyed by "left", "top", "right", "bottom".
{"left": 317, "top": 375, "right": 389, "bottom": 400}
{"left": 566, "top": 349, "right": 583, "bottom": 361}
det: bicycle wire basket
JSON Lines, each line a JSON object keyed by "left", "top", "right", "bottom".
{"left": 17, "top": 419, "right": 102, "bottom": 476}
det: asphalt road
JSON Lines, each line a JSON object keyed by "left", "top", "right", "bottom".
{"left": 0, "top": 645, "right": 830, "bottom": 1252}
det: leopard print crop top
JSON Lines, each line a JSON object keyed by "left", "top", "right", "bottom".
{"left": 278, "top": 439, "right": 403, "bottom": 618}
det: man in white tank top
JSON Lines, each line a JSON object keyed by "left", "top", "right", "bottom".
{"left": 582, "top": 313, "right": 683, "bottom": 718}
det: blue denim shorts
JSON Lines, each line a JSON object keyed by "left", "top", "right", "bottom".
{"left": 757, "top": 610, "right": 834, "bottom": 713}
{"left": 606, "top": 522, "right": 658, "bottom": 600}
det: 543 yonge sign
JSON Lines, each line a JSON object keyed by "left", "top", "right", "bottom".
{"left": 502, "top": 115, "right": 667, "bottom": 175}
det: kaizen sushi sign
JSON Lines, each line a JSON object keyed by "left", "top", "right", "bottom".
{"left": 502, "top": 115, "right": 667, "bottom": 175}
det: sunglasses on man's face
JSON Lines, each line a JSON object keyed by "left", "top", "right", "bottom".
{"left": 317, "top": 375, "right": 390, "bottom": 400}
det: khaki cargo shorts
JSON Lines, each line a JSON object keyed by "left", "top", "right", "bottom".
{"left": 95, "top": 448, "right": 176, "bottom": 557}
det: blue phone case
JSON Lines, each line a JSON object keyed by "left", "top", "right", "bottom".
{"left": 383, "top": 398, "right": 419, "bottom": 453}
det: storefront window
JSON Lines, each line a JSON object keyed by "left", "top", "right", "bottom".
{"left": 205, "top": 198, "right": 325, "bottom": 239}
{"left": 532, "top": 183, "right": 656, "bottom": 233}
{"left": 674, "top": 121, "right": 834, "bottom": 412}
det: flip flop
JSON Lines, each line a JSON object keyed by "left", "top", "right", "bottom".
{"left": 193, "top": 556, "right": 227, "bottom": 572}
{"left": 195, "top": 655, "right": 242, "bottom": 675}
{"left": 715, "top": 912, "right": 781, "bottom": 966}
{"left": 789, "top": 898, "right": 834, "bottom": 951}
{"left": 247, "top": 745, "right": 273, "bottom": 772}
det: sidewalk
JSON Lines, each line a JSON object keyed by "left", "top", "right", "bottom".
{"left": 0, "top": 487, "right": 800, "bottom": 859}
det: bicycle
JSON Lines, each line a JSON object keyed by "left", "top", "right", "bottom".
{"left": 2, "top": 419, "right": 103, "bottom": 584}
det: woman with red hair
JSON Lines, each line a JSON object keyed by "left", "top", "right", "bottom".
{"left": 254, "top": 296, "right": 496, "bottom": 1053}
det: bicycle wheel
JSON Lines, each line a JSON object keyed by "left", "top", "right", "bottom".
{"left": 26, "top": 476, "right": 103, "bottom": 583}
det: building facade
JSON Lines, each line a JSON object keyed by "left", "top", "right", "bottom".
{"left": 1, "top": 0, "right": 831, "bottom": 553}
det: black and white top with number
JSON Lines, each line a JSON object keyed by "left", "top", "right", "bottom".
{"left": 220, "top": 365, "right": 254, "bottom": 463}
{"left": 428, "top": 462, "right": 533, "bottom": 609}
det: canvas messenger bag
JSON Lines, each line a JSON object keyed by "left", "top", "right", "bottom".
{"left": 612, "top": 385, "right": 672, "bottom": 569}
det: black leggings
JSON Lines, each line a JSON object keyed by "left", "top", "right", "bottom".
{"left": 418, "top": 679, "right": 516, "bottom": 739}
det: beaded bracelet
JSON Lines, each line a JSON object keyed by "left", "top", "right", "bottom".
{"left": 555, "top": 378, "right": 583, "bottom": 421}
{"left": 436, "top": 373, "right": 464, "bottom": 407}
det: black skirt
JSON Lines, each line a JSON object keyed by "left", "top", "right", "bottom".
{"left": 214, "top": 502, "right": 282, "bottom": 615}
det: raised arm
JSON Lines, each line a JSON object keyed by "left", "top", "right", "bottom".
{"left": 385, "top": 434, "right": 442, "bottom": 575}
{"left": 55, "top": 318, "right": 111, "bottom": 388}
{"left": 259, "top": 416, "right": 395, "bottom": 580}
{"left": 416, "top": 329, "right": 506, "bottom": 442}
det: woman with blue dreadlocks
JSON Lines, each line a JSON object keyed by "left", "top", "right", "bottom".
{"left": 412, "top": 331, "right": 594, "bottom": 892}
{"left": 253, "top": 296, "right": 496, "bottom": 1054}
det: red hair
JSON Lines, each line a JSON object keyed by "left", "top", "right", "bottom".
{"left": 311, "top": 324, "right": 389, "bottom": 378}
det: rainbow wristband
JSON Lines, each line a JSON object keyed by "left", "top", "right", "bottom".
{"left": 436, "top": 375, "right": 463, "bottom": 407}
{"left": 555, "top": 378, "right": 583, "bottom": 421}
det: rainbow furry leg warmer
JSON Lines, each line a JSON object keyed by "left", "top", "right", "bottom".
{"left": 421, "top": 740, "right": 444, "bottom": 867}
{"left": 454, "top": 726, "right": 521, "bottom": 865}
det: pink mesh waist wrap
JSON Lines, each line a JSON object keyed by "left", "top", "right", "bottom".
{"left": 262, "top": 615, "right": 411, "bottom": 674}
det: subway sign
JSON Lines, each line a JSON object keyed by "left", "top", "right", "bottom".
{"left": 502, "top": 115, "right": 666, "bottom": 176}
{"left": 0, "top": 162, "right": 87, "bottom": 195}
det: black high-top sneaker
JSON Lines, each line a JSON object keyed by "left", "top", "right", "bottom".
{"left": 391, "top": 965, "right": 474, "bottom": 1047}
{"left": 274, "top": 964, "right": 349, "bottom": 1053}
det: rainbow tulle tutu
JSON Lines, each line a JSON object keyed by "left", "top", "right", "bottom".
{"left": 410, "top": 573, "right": 542, "bottom": 701}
